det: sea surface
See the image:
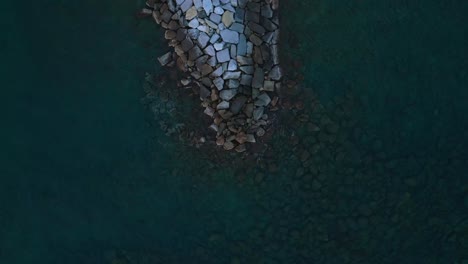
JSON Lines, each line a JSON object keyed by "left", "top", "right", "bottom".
{"left": 1, "top": 0, "right": 467, "bottom": 263}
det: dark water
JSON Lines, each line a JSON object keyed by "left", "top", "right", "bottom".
{"left": 1, "top": 0, "right": 467, "bottom": 263}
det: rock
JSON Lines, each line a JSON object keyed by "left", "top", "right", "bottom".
{"left": 202, "top": 0, "right": 213, "bottom": 15}
{"left": 181, "top": 0, "right": 194, "bottom": 12}
{"left": 197, "top": 32, "right": 210, "bottom": 48}
{"left": 211, "top": 66, "right": 223, "bottom": 77}
{"left": 188, "top": 46, "right": 202, "bottom": 61}
{"left": 240, "top": 74, "right": 252, "bottom": 85}
{"left": 199, "top": 64, "right": 213, "bottom": 76}
{"left": 217, "top": 101, "right": 230, "bottom": 110}
{"left": 186, "top": 6, "right": 198, "bottom": 20}
{"left": 227, "top": 79, "right": 240, "bottom": 88}
{"left": 256, "top": 127, "right": 265, "bottom": 137}
{"left": 199, "top": 84, "right": 211, "bottom": 99}
{"left": 237, "top": 56, "right": 253, "bottom": 65}
{"left": 253, "top": 106, "right": 264, "bottom": 120}
{"left": 220, "top": 29, "right": 239, "bottom": 44}
{"left": 213, "top": 77, "right": 224, "bottom": 90}
{"left": 194, "top": 0, "right": 203, "bottom": 9}
{"left": 158, "top": 52, "right": 173, "bottom": 66}
{"left": 210, "top": 33, "right": 220, "bottom": 43}
{"left": 255, "top": 93, "right": 271, "bottom": 106}
{"left": 230, "top": 23, "right": 244, "bottom": 33}
{"left": 240, "top": 65, "right": 254, "bottom": 74}
{"left": 248, "top": 21, "right": 266, "bottom": 35}
{"left": 165, "top": 30, "right": 177, "bottom": 40}
{"left": 262, "top": 80, "right": 275, "bottom": 91}
{"left": 222, "top": 11, "right": 234, "bottom": 27}
{"left": 209, "top": 13, "right": 222, "bottom": 24}
{"left": 246, "top": 134, "right": 256, "bottom": 143}
{"left": 223, "top": 71, "right": 241, "bottom": 79}
{"left": 230, "top": 96, "right": 247, "bottom": 114}
{"left": 261, "top": 4, "right": 273, "bottom": 18}
{"left": 220, "top": 89, "right": 238, "bottom": 101}
{"left": 223, "top": 141, "right": 235, "bottom": 150}
{"left": 204, "top": 106, "right": 215, "bottom": 117}
{"left": 235, "top": 132, "right": 247, "bottom": 144}
{"left": 237, "top": 35, "right": 247, "bottom": 56}
{"left": 253, "top": 46, "right": 263, "bottom": 64}
{"left": 181, "top": 38, "right": 194, "bottom": 52}
{"left": 214, "top": 6, "right": 224, "bottom": 15}
{"left": 216, "top": 136, "right": 225, "bottom": 146}
{"left": 228, "top": 59, "right": 238, "bottom": 71}
{"left": 214, "top": 42, "right": 224, "bottom": 51}
{"left": 268, "top": 65, "right": 282, "bottom": 80}
{"left": 249, "top": 34, "right": 263, "bottom": 46}
{"left": 235, "top": 144, "right": 246, "bottom": 153}
{"left": 204, "top": 45, "right": 216, "bottom": 56}
{"left": 252, "top": 68, "right": 264, "bottom": 88}
{"left": 188, "top": 18, "right": 200, "bottom": 28}
{"left": 216, "top": 48, "right": 231, "bottom": 63}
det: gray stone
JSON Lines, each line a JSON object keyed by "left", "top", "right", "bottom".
{"left": 246, "top": 1, "right": 260, "bottom": 12}
{"left": 240, "top": 65, "right": 254, "bottom": 74}
{"left": 212, "top": 0, "right": 220, "bottom": 6}
{"left": 167, "top": 20, "right": 180, "bottom": 30}
{"left": 194, "top": 0, "right": 203, "bottom": 9}
{"left": 197, "top": 32, "right": 210, "bottom": 48}
{"left": 216, "top": 48, "right": 230, "bottom": 62}
{"left": 249, "top": 34, "right": 263, "bottom": 46}
{"left": 199, "top": 64, "right": 213, "bottom": 76}
{"left": 255, "top": 93, "right": 271, "bottom": 106}
{"left": 262, "top": 80, "right": 275, "bottom": 91}
{"left": 209, "top": 13, "right": 222, "bottom": 23}
{"left": 246, "top": 41, "right": 253, "bottom": 54}
{"left": 227, "top": 79, "right": 240, "bottom": 88}
{"left": 230, "top": 45, "right": 237, "bottom": 58}
{"left": 271, "top": 45, "right": 279, "bottom": 64}
{"left": 248, "top": 22, "right": 265, "bottom": 35}
{"left": 181, "top": 0, "right": 193, "bottom": 12}
{"left": 205, "top": 19, "right": 218, "bottom": 29}
{"left": 262, "top": 18, "right": 278, "bottom": 31}
{"left": 158, "top": 52, "right": 173, "bottom": 66}
{"left": 204, "top": 106, "right": 215, "bottom": 116}
{"left": 214, "top": 7, "right": 224, "bottom": 14}
{"left": 165, "top": 30, "right": 177, "bottom": 40}
{"left": 176, "top": 0, "right": 185, "bottom": 5}
{"left": 240, "top": 74, "right": 252, "bottom": 85}
{"left": 199, "top": 84, "right": 211, "bottom": 99}
{"left": 252, "top": 68, "right": 264, "bottom": 88}
{"left": 230, "top": 96, "right": 247, "bottom": 114}
{"left": 214, "top": 42, "right": 224, "bottom": 51}
{"left": 237, "top": 35, "right": 247, "bottom": 56}
{"left": 220, "top": 89, "right": 238, "bottom": 100}
{"left": 217, "top": 101, "right": 230, "bottom": 110}
{"left": 222, "top": 3, "right": 235, "bottom": 12}
{"left": 197, "top": 25, "right": 210, "bottom": 33}
{"left": 188, "top": 28, "right": 200, "bottom": 39}
{"left": 210, "top": 33, "right": 220, "bottom": 43}
{"left": 245, "top": 10, "right": 259, "bottom": 23}
{"left": 211, "top": 66, "right": 224, "bottom": 77}
{"left": 230, "top": 23, "right": 244, "bottom": 33}
{"left": 253, "top": 106, "right": 264, "bottom": 120}
{"left": 207, "top": 56, "right": 217, "bottom": 66}
{"left": 189, "top": 45, "right": 203, "bottom": 60}
{"left": 253, "top": 46, "right": 263, "bottom": 64}
{"left": 261, "top": 5, "right": 273, "bottom": 18}
{"left": 213, "top": 77, "right": 224, "bottom": 90}
{"left": 268, "top": 65, "right": 282, "bottom": 80}
{"left": 220, "top": 29, "right": 239, "bottom": 44}
{"left": 188, "top": 18, "right": 200, "bottom": 28}
{"left": 228, "top": 59, "right": 238, "bottom": 71}
{"left": 223, "top": 71, "right": 241, "bottom": 79}
{"left": 202, "top": 0, "right": 213, "bottom": 14}
{"left": 177, "top": 28, "right": 188, "bottom": 41}
{"left": 237, "top": 56, "right": 253, "bottom": 65}
{"left": 234, "top": 8, "right": 245, "bottom": 22}
{"left": 200, "top": 77, "right": 212, "bottom": 87}
{"left": 204, "top": 45, "right": 216, "bottom": 56}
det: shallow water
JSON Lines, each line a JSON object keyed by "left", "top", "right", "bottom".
{"left": 1, "top": 0, "right": 467, "bottom": 263}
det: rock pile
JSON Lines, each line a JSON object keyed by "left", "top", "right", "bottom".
{"left": 151, "top": 0, "right": 282, "bottom": 152}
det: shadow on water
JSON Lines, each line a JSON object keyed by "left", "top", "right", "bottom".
{"left": 1, "top": 0, "right": 467, "bottom": 263}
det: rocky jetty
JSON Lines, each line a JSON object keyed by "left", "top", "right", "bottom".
{"left": 150, "top": 0, "right": 282, "bottom": 151}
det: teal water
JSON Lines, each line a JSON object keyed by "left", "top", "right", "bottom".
{"left": 1, "top": 0, "right": 467, "bottom": 263}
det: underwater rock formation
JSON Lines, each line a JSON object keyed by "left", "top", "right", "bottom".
{"left": 150, "top": 0, "right": 282, "bottom": 152}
